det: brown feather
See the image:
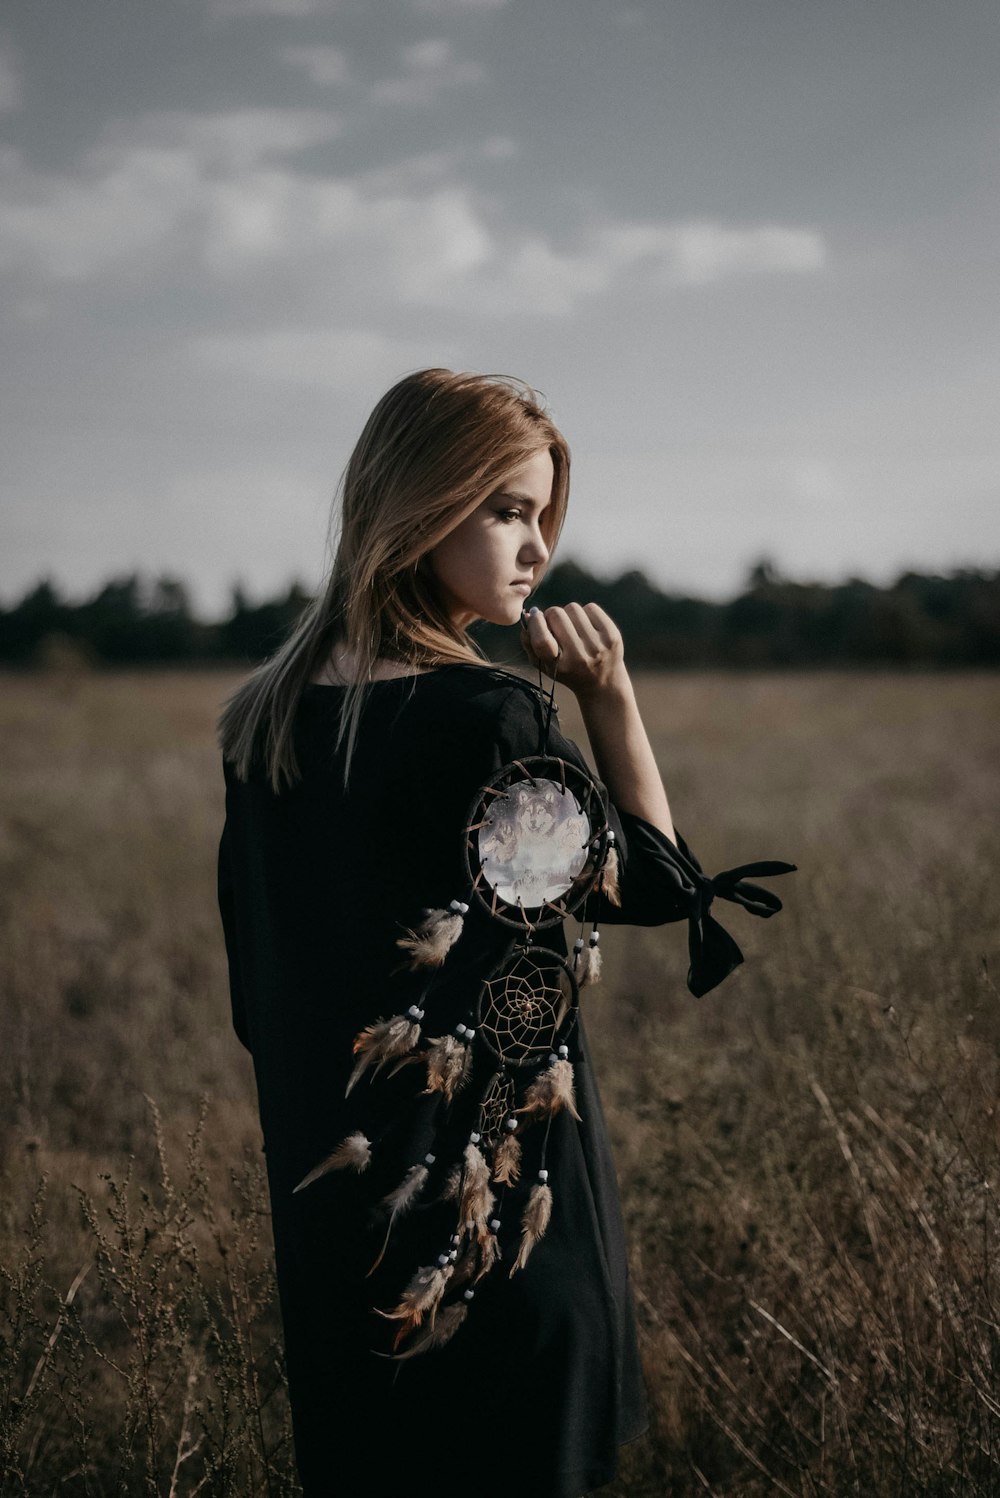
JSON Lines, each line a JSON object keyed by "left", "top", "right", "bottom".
{"left": 345, "top": 1014, "right": 422, "bottom": 1095}
{"left": 510, "top": 1182, "right": 553, "bottom": 1275}
{"left": 517, "top": 1059, "right": 581, "bottom": 1122}
{"left": 475, "top": 1231, "right": 502, "bottom": 1281}
{"left": 396, "top": 908, "right": 465, "bottom": 967}
{"left": 423, "top": 1033, "right": 472, "bottom": 1100}
{"left": 599, "top": 845, "right": 621, "bottom": 906}
{"left": 492, "top": 1132, "right": 522, "bottom": 1186}
{"left": 459, "top": 1142, "right": 493, "bottom": 1236}
{"left": 385, "top": 1301, "right": 468, "bottom": 1360}
{"left": 366, "top": 1163, "right": 429, "bottom": 1275}
{"left": 374, "top": 1261, "right": 453, "bottom": 1334}
{"left": 292, "top": 1131, "right": 371, "bottom": 1194}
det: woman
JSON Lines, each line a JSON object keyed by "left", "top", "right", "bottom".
{"left": 217, "top": 368, "right": 793, "bottom": 1497}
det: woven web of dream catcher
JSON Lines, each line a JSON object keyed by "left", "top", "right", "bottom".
{"left": 478, "top": 949, "right": 575, "bottom": 1066}
{"left": 477, "top": 1071, "right": 516, "bottom": 1147}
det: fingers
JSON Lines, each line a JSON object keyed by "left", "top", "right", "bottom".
{"left": 521, "top": 601, "right": 620, "bottom": 669}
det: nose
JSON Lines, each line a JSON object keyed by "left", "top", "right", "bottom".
{"left": 521, "top": 519, "right": 549, "bottom": 568}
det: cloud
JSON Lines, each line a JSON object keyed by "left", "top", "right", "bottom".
{"left": 598, "top": 219, "right": 828, "bottom": 285}
{"left": 372, "top": 39, "right": 483, "bottom": 108}
{"left": 0, "top": 110, "right": 342, "bottom": 281}
{"left": 190, "top": 327, "right": 454, "bottom": 388}
{"left": 0, "top": 106, "right": 826, "bottom": 319}
{"left": 280, "top": 44, "right": 351, "bottom": 86}
{"left": 405, "top": 217, "right": 828, "bottom": 314}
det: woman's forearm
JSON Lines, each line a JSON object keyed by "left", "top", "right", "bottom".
{"left": 576, "top": 670, "right": 675, "bottom": 845}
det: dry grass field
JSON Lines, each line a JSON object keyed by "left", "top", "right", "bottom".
{"left": 2, "top": 667, "right": 999, "bottom": 1496}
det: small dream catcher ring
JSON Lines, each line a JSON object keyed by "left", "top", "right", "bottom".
{"left": 462, "top": 755, "right": 610, "bottom": 931}
{"left": 476, "top": 943, "right": 579, "bottom": 1068}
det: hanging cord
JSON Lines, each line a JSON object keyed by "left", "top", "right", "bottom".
{"left": 522, "top": 605, "right": 559, "bottom": 755}
{"left": 533, "top": 635, "right": 559, "bottom": 754}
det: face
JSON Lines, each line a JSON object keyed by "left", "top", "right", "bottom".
{"left": 426, "top": 448, "right": 554, "bottom": 629}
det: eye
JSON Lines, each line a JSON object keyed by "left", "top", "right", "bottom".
{"left": 496, "top": 507, "right": 522, "bottom": 523}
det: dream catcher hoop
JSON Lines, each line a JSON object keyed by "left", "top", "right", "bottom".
{"left": 462, "top": 756, "right": 609, "bottom": 930}
{"left": 476, "top": 943, "right": 578, "bottom": 1067}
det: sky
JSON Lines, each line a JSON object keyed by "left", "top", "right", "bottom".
{"left": 1, "top": 0, "right": 998, "bottom": 615}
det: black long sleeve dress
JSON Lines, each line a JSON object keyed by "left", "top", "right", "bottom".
{"left": 217, "top": 663, "right": 792, "bottom": 1498}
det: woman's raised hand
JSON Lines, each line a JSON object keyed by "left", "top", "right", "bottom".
{"left": 520, "top": 602, "right": 628, "bottom": 702}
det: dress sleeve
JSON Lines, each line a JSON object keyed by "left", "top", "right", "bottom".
{"left": 217, "top": 817, "right": 252, "bottom": 1051}
{"left": 482, "top": 678, "right": 796, "bottom": 997}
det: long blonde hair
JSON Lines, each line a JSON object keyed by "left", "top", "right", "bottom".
{"left": 218, "top": 369, "right": 570, "bottom": 790}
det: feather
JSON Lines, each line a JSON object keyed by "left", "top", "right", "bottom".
{"left": 459, "top": 1142, "right": 494, "bottom": 1236}
{"left": 510, "top": 1182, "right": 553, "bottom": 1276}
{"left": 517, "top": 1059, "right": 581, "bottom": 1122}
{"left": 492, "top": 1131, "right": 522, "bottom": 1186}
{"left": 345, "top": 1014, "right": 422, "bottom": 1096}
{"left": 423, "top": 1033, "right": 472, "bottom": 1101}
{"left": 374, "top": 1261, "right": 454, "bottom": 1348}
{"left": 599, "top": 845, "right": 621, "bottom": 906}
{"left": 384, "top": 1301, "right": 468, "bottom": 1360}
{"left": 449, "top": 1244, "right": 480, "bottom": 1291}
{"left": 366, "top": 1163, "right": 429, "bottom": 1275}
{"left": 292, "top": 1131, "right": 371, "bottom": 1194}
{"left": 396, "top": 905, "right": 466, "bottom": 968}
{"left": 475, "top": 1231, "right": 502, "bottom": 1281}
{"left": 580, "top": 940, "right": 602, "bottom": 986}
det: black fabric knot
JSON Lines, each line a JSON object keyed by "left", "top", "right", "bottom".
{"left": 619, "top": 813, "right": 797, "bottom": 998}
{"left": 684, "top": 851, "right": 797, "bottom": 996}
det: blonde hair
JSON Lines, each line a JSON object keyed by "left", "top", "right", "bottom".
{"left": 218, "top": 368, "right": 570, "bottom": 791}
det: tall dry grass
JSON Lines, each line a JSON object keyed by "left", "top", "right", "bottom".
{"left": 1, "top": 668, "right": 998, "bottom": 1495}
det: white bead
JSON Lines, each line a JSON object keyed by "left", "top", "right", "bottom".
{"left": 437, "top": 1254, "right": 450, "bottom": 1267}
{"left": 557, "top": 1044, "right": 569, "bottom": 1060}
{"left": 589, "top": 931, "right": 600, "bottom": 947}
{"left": 505, "top": 1116, "right": 518, "bottom": 1132}
{"left": 547, "top": 1052, "right": 557, "bottom": 1066}
{"left": 449, "top": 1248, "right": 459, "bottom": 1261}
{"left": 424, "top": 1152, "right": 436, "bottom": 1166}
{"left": 538, "top": 1169, "right": 549, "bottom": 1184}
{"left": 407, "top": 1005, "right": 424, "bottom": 1020}
{"left": 465, "top": 1028, "right": 476, "bottom": 1040}
{"left": 608, "top": 830, "right": 616, "bottom": 845}
{"left": 455, "top": 1023, "right": 467, "bottom": 1036}
{"left": 573, "top": 938, "right": 584, "bottom": 954}
{"left": 463, "top": 1288, "right": 475, "bottom": 1301}
{"left": 489, "top": 1218, "right": 501, "bottom": 1233}
{"left": 470, "top": 1131, "right": 481, "bottom": 1145}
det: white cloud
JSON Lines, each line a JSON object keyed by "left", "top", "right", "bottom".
{"left": 0, "top": 106, "right": 826, "bottom": 318}
{"left": 372, "top": 39, "right": 483, "bottom": 107}
{"left": 281, "top": 44, "right": 351, "bottom": 86}
{"left": 190, "top": 327, "right": 454, "bottom": 388}
{"left": 0, "top": 111, "right": 341, "bottom": 281}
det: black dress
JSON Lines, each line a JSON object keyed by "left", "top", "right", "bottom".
{"left": 217, "top": 663, "right": 791, "bottom": 1498}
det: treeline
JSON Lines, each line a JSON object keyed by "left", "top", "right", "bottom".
{"left": 1, "top": 561, "right": 998, "bottom": 669}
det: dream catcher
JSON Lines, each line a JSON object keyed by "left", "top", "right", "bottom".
{"left": 293, "top": 642, "right": 794, "bottom": 1362}
{"left": 292, "top": 643, "right": 624, "bottom": 1362}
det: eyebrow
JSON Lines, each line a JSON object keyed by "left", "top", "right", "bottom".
{"left": 492, "top": 489, "right": 550, "bottom": 510}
